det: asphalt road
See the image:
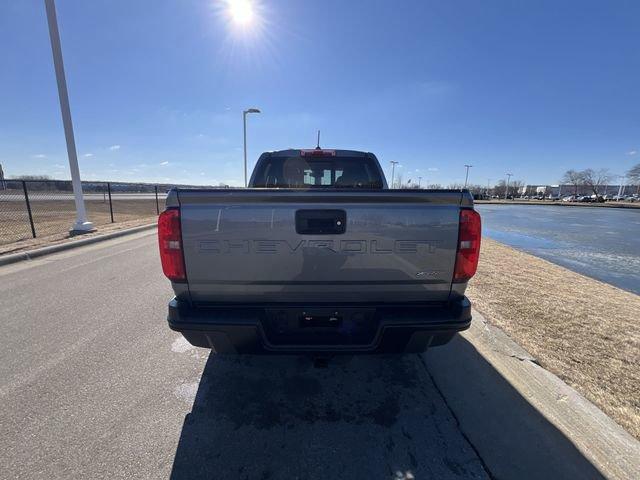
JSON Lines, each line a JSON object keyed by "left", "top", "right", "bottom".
{"left": 0, "top": 232, "right": 609, "bottom": 479}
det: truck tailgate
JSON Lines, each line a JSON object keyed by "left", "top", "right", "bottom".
{"left": 177, "top": 190, "right": 464, "bottom": 304}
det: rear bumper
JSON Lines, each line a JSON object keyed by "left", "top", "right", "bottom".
{"left": 167, "top": 297, "right": 471, "bottom": 354}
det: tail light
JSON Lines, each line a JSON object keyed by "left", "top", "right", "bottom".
{"left": 300, "top": 149, "right": 336, "bottom": 156}
{"left": 158, "top": 208, "right": 186, "bottom": 282}
{"left": 453, "top": 209, "right": 481, "bottom": 282}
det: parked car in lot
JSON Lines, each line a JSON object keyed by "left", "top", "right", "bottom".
{"left": 158, "top": 148, "right": 481, "bottom": 354}
{"left": 611, "top": 195, "right": 639, "bottom": 202}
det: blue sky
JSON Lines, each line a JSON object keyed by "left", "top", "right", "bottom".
{"left": 1, "top": 0, "right": 638, "bottom": 187}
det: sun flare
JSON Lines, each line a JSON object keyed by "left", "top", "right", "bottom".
{"left": 227, "top": 0, "right": 254, "bottom": 25}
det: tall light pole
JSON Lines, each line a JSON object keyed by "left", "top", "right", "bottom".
{"left": 486, "top": 178, "right": 491, "bottom": 196}
{"left": 463, "top": 164, "right": 473, "bottom": 188}
{"left": 243, "top": 108, "right": 261, "bottom": 187}
{"left": 617, "top": 175, "right": 626, "bottom": 199}
{"left": 418, "top": 176, "right": 422, "bottom": 188}
{"left": 505, "top": 173, "right": 513, "bottom": 200}
{"left": 44, "top": 0, "right": 93, "bottom": 232}
{"left": 390, "top": 161, "right": 399, "bottom": 189}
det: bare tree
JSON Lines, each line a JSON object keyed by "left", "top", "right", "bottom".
{"left": 466, "top": 184, "right": 485, "bottom": 195}
{"left": 561, "top": 169, "right": 584, "bottom": 196}
{"left": 10, "top": 175, "right": 53, "bottom": 180}
{"left": 511, "top": 180, "right": 525, "bottom": 196}
{"left": 581, "top": 168, "right": 612, "bottom": 197}
{"left": 493, "top": 180, "right": 508, "bottom": 197}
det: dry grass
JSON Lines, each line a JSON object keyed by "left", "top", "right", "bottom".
{"left": 467, "top": 238, "right": 640, "bottom": 438}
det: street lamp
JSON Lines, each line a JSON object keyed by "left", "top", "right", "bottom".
{"left": 243, "top": 108, "right": 261, "bottom": 187}
{"left": 463, "top": 164, "right": 473, "bottom": 188}
{"left": 505, "top": 173, "right": 513, "bottom": 200}
{"left": 418, "top": 176, "right": 422, "bottom": 188}
{"left": 389, "top": 161, "right": 399, "bottom": 189}
{"left": 44, "top": 0, "right": 93, "bottom": 232}
{"left": 617, "top": 175, "right": 626, "bottom": 199}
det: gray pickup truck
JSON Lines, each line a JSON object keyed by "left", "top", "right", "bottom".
{"left": 158, "top": 148, "right": 481, "bottom": 354}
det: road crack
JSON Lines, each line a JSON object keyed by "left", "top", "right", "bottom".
{"left": 418, "top": 354, "right": 497, "bottom": 480}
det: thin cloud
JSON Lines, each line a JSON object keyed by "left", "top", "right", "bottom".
{"left": 428, "top": 167, "right": 439, "bottom": 172}
{"left": 32, "top": 154, "right": 47, "bottom": 158}
{"left": 160, "top": 161, "right": 169, "bottom": 166}
{"left": 109, "top": 145, "right": 121, "bottom": 151}
{"left": 627, "top": 149, "right": 638, "bottom": 156}
{"left": 83, "top": 153, "right": 94, "bottom": 157}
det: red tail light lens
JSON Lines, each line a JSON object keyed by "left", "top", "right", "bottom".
{"left": 158, "top": 208, "right": 186, "bottom": 282}
{"left": 300, "top": 149, "right": 336, "bottom": 156}
{"left": 453, "top": 209, "right": 481, "bottom": 282}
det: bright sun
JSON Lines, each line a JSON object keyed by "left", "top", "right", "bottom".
{"left": 227, "top": 0, "right": 254, "bottom": 25}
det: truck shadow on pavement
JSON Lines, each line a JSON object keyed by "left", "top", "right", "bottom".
{"left": 170, "top": 339, "right": 604, "bottom": 480}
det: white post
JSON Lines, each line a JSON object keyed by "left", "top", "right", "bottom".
{"left": 464, "top": 164, "right": 473, "bottom": 188}
{"left": 44, "top": 0, "right": 93, "bottom": 232}
{"left": 390, "top": 161, "right": 398, "bottom": 189}
{"left": 242, "top": 108, "right": 260, "bottom": 187}
{"left": 243, "top": 111, "right": 248, "bottom": 187}
{"left": 505, "top": 173, "right": 513, "bottom": 200}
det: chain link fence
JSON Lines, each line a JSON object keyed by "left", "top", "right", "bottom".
{"left": 0, "top": 180, "right": 184, "bottom": 246}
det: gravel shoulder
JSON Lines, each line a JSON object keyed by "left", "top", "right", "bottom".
{"left": 467, "top": 238, "right": 640, "bottom": 439}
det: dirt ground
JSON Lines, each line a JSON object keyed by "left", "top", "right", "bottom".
{"left": 467, "top": 238, "right": 640, "bottom": 439}
{"left": 0, "top": 216, "right": 157, "bottom": 256}
{"left": 0, "top": 198, "right": 159, "bottom": 248}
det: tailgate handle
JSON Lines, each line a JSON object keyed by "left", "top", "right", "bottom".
{"left": 295, "top": 209, "right": 346, "bottom": 235}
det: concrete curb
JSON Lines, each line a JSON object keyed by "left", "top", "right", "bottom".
{"left": 0, "top": 223, "right": 157, "bottom": 267}
{"left": 425, "top": 310, "right": 640, "bottom": 480}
